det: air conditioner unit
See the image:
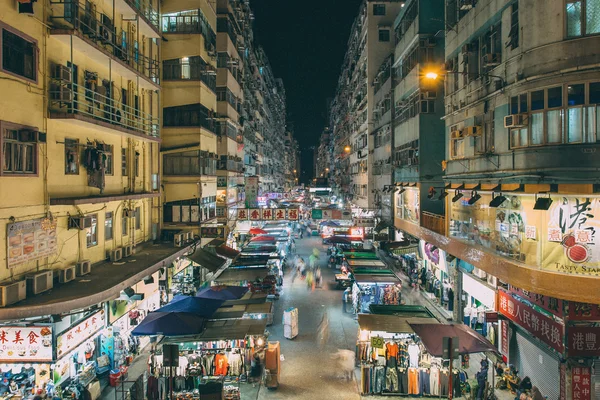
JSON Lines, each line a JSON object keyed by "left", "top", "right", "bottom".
{"left": 482, "top": 53, "right": 501, "bottom": 67}
{"left": 53, "top": 65, "right": 72, "bottom": 82}
{"left": 459, "top": 0, "right": 475, "bottom": 10}
{"left": 185, "top": 232, "right": 194, "bottom": 241}
{"left": 109, "top": 248, "right": 123, "bottom": 262}
{"left": 463, "top": 126, "right": 482, "bottom": 137}
{"left": 504, "top": 114, "right": 528, "bottom": 128}
{"left": 487, "top": 274, "right": 497, "bottom": 287}
{"left": 0, "top": 280, "right": 26, "bottom": 307}
{"left": 123, "top": 244, "right": 134, "bottom": 258}
{"left": 68, "top": 216, "right": 92, "bottom": 230}
{"left": 450, "top": 130, "right": 463, "bottom": 139}
{"left": 51, "top": 85, "right": 73, "bottom": 103}
{"left": 76, "top": 260, "right": 92, "bottom": 276}
{"left": 472, "top": 268, "right": 487, "bottom": 279}
{"left": 26, "top": 271, "right": 54, "bottom": 295}
{"left": 58, "top": 265, "right": 76, "bottom": 284}
{"left": 174, "top": 233, "right": 185, "bottom": 247}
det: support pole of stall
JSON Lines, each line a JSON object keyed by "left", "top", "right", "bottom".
{"left": 169, "top": 365, "right": 173, "bottom": 400}
{"left": 448, "top": 337, "right": 453, "bottom": 400}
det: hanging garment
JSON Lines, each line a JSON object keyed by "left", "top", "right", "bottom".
{"left": 453, "top": 372, "right": 462, "bottom": 397}
{"left": 398, "top": 343, "right": 409, "bottom": 368}
{"left": 385, "top": 342, "right": 399, "bottom": 359}
{"left": 374, "top": 366, "right": 385, "bottom": 393}
{"left": 146, "top": 376, "right": 159, "bottom": 400}
{"left": 202, "top": 354, "right": 215, "bottom": 376}
{"left": 419, "top": 368, "right": 431, "bottom": 394}
{"left": 228, "top": 352, "right": 243, "bottom": 376}
{"left": 385, "top": 367, "right": 399, "bottom": 392}
{"left": 440, "top": 371, "right": 450, "bottom": 396}
{"left": 407, "top": 343, "right": 420, "bottom": 368}
{"left": 214, "top": 353, "right": 228, "bottom": 376}
{"left": 430, "top": 367, "right": 440, "bottom": 396}
{"left": 407, "top": 368, "right": 420, "bottom": 395}
{"left": 398, "top": 369, "right": 409, "bottom": 394}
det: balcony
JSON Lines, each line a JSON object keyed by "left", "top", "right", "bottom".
{"left": 49, "top": 0, "right": 159, "bottom": 87}
{"left": 161, "top": 11, "right": 216, "bottom": 52}
{"left": 218, "top": 158, "right": 244, "bottom": 173}
{"left": 420, "top": 211, "right": 445, "bottom": 236}
{"left": 49, "top": 79, "right": 160, "bottom": 141}
{"left": 163, "top": 57, "right": 217, "bottom": 91}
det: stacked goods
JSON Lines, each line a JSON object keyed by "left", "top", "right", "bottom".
{"left": 264, "top": 341, "right": 281, "bottom": 389}
{"left": 283, "top": 307, "right": 298, "bottom": 339}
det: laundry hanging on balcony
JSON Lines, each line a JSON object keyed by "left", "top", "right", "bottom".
{"left": 84, "top": 143, "right": 108, "bottom": 193}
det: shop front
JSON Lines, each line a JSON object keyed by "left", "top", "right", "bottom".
{"left": 0, "top": 326, "right": 53, "bottom": 397}
{"left": 419, "top": 241, "right": 453, "bottom": 314}
{"left": 460, "top": 269, "right": 498, "bottom": 345}
{"left": 352, "top": 272, "right": 402, "bottom": 314}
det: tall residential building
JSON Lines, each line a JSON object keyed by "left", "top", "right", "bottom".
{"left": 390, "top": 0, "right": 600, "bottom": 395}
{"left": 160, "top": 1, "right": 219, "bottom": 244}
{"left": 329, "top": 0, "right": 404, "bottom": 209}
{"left": 315, "top": 128, "right": 332, "bottom": 179}
{"left": 0, "top": 0, "right": 194, "bottom": 322}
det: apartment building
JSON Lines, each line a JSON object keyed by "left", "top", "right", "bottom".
{"left": 315, "top": 127, "right": 332, "bottom": 179}
{"left": 0, "top": 0, "right": 195, "bottom": 321}
{"left": 160, "top": 0, "right": 219, "bottom": 243}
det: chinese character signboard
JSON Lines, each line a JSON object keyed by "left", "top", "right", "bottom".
{"left": 248, "top": 209, "right": 261, "bottom": 221}
{"left": 236, "top": 209, "right": 248, "bottom": 220}
{"left": 200, "top": 226, "right": 225, "bottom": 239}
{"left": 7, "top": 218, "right": 58, "bottom": 268}
{"left": 0, "top": 326, "right": 53, "bottom": 362}
{"left": 236, "top": 209, "right": 299, "bottom": 221}
{"left": 567, "top": 327, "right": 600, "bottom": 357}
{"left": 500, "top": 320, "right": 509, "bottom": 358}
{"left": 287, "top": 209, "right": 298, "bottom": 220}
{"left": 354, "top": 218, "right": 375, "bottom": 227}
{"left": 311, "top": 209, "right": 323, "bottom": 219}
{"left": 261, "top": 209, "right": 273, "bottom": 220}
{"left": 245, "top": 176, "right": 259, "bottom": 208}
{"left": 498, "top": 289, "right": 564, "bottom": 353}
{"left": 311, "top": 208, "right": 352, "bottom": 220}
{"left": 571, "top": 367, "right": 591, "bottom": 400}
{"left": 508, "top": 285, "right": 564, "bottom": 318}
{"left": 568, "top": 302, "right": 600, "bottom": 321}
{"left": 56, "top": 310, "right": 105, "bottom": 359}
{"left": 274, "top": 209, "right": 286, "bottom": 220}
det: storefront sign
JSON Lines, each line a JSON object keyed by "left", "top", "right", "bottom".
{"left": 237, "top": 208, "right": 299, "bottom": 220}
{"left": 245, "top": 176, "right": 259, "bottom": 208}
{"left": 462, "top": 272, "right": 496, "bottom": 310}
{"left": 201, "top": 226, "right": 225, "bottom": 239}
{"left": 349, "top": 227, "right": 364, "bottom": 238}
{"left": 0, "top": 326, "right": 53, "bottom": 362}
{"left": 265, "top": 192, "right": 290, "bottom": 199}
{"left": 56, "top": 310, "right": 105, "bottom": 358}
{"left": 498, "top": 290, "right": 564, "bottom": 353}
{"left": 508, "top": 285, "right": 564, "bottom": 318}
{"left": 217, "top": 177, "right": 227, "bottom": 188}
{"left": 354, "top": 218, "right": 375, "bottom": 227}
{"left": 500, "top": 320, "right": 509, "bottom": 358}
{"left": 7, "top": 218, "right": 58, "bottom": 268}
{"left": 572, "top": 367, "right": 591, "bottom": 400}
{"left": 567, "top": 326, "right": 600, "bottom": 357}
{"left": 568, "top": 302, "right": 600, "bottom": 321}
{"left": 311, "top": 208, "right": 351, "bottom": 220}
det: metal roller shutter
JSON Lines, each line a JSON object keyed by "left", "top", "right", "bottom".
{"left": 510, "top": 330, "right": 560, "bottom": 400}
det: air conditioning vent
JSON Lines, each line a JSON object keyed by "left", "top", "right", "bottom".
{"left": 504, "top": 114, "right": 528, "bottom": 128}
{"left": 51, "top": 85, "right": 73, "bottom": 103}
{"left": 27, "top": 271, "right": 54, "bottom": 295}
{"left": 53, "top": 65, "right": 72, "bottom": 82}
{"left": 482, "top": 53, "right": 501, "bottom": 68}
{"left": 68, "top": 216, "right": 93, "bottom": 230}
{"left": 0, "top": 280, "right": 26, "bottom": 307}
{"left": 174, "top": 233, "right": 185, "bottom": 247}
{"left": 185, "top": 232, "right": 194, "bottom": 242}
{"left": 76, "top": 260, "right": 92, "bottom": 276}
{"left": 58, "top": 266, "right": 76, "bottom": 284}
{"left": 109, "top": 248, "right": 123, "bottom": 262}
{"left": 123, "top": 245, "right": 134, "bottom": 258}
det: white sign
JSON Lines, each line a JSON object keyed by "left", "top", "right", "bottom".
{"left": 0, "top": 326, "right": 53, "bottom": 362}
{"left": 56, "top": 310, "right": 105, "bottom": 358}
{"left": 7, "top": 218, "right": 58, "bottom": 268}
{"left": 354, "top": 218, "right": 375, "bottom": 227}
{"left": 525, "top": 225, "right": 537, "bottom": 240}
{"left": 462, "top": 272, "right": 496, "bottom": 310}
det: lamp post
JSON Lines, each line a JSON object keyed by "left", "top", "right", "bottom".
{"left": 423, "top": 68, "right": 505, "bottom": 89}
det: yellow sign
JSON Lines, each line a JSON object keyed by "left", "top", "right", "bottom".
{"left": 371, "top": 336, "right": 384, "bottom": 349}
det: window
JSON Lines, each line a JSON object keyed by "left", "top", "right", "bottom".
{"left": 2, "top": 127, "right": 36, "bottom": 175}
{"left": 135, "top": 207, "right": 141, "bottom": 230}
{"left": 373, "top": 4, "right": 386, "bottom": 15}
{"left": 105, "top": 212, "right": 113, "bottom": 240}
{"left": 507, "top": 3, "right": 519, "bottom": 49}
{"left": 511, "top": 128, "right": 528, "bottom": 148}
{"left": 451, "top": 138, "right": 465, "bottom": 158}
{"left": 102, "top": 144, "right": 114, "bottom": 174}
{"left": 122, "top": 211, "right": 128, "bottom": 235}
{"left": 379, "top": 29, "right": 390, "bottom": 42}
{"left": 135, "top": 151, "right": 139, "bottom": 177}
{"left": 566, "top": 0, "right": 600, "bottom": 37}
{"left": 64, "top": 138, "right": 79, "bottom": 174}
{"left": 121, "top": 148, "right": 128, "bottom": 176}
{"left": 86, "top": 214, "right": 98, "bottom": 247}
{"left": 1, "top": 26, "right": 37, "bottom": 82}
{"left": 163, "top": 103, "right": 214, "bottom": 132}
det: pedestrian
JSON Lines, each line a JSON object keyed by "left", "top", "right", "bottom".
{"left": 315, "top": 266, "right": 322, "bottom": 288}
{"left": 476, "top": 360, "right": 489, "bottom": 400}
{"left": 290, "top": 239, "right": 296, "bottom": 253}
{"left": 299, "top": 229, "right": 303, "bottom": 239}
{"left": 250, "top": 352, "right": 263, "bottom": 387}
{"left": 306, "top": 269, "right": 315, "bottom": 291}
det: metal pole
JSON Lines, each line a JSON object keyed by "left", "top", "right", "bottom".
{"left": 448, "top": 337, "right": 453, "bottom": 400}
{"left": 169, "top": 365, "right": 173, "bottom": 400}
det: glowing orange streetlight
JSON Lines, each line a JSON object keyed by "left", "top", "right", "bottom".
{"left": 344, "top": 145, "right": 351, "bottom": 153}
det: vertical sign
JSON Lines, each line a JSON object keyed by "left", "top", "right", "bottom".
{"left": 245, "top": 176, "right": 259, "bottom": 208}
{"left": 571, "top": 367, "right": 591, "bottom": 400}
{"left": 500, "top": 320, "right": 509, "bottom": 359}
{"left": 560, "top": 364, "right": 566, "bottom": 400}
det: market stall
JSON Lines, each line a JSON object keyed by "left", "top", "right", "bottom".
{"left": 212, "top": 268, "right": 278, "bottom": 298}
{"left": 352, "top": 271, "right": 402, "bottom": 313}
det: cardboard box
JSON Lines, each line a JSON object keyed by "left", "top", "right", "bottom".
{"left": 265, "top": 341, "right": 280, "bottom": 373}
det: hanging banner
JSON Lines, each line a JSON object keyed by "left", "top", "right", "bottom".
{"left": 571, "top": 367, "right": 591, "bottom": 400}
{"left": 498, "top": 289, "right": 564, "bottom": 353}
{"left": 567, "top": 326, "right": 600, "bottom": 357}
{"left": 235, "top": 209, "right": 299, "bottom": 220}
{"left": 7, "top": 218, "right": 58, "bottom": 268}
{"left": 56, "top": 310, "right": 105, "bottom": 359}
{"left": 500, "top": 320, "right": 509, "bottom": 358}
{"left": 245, "top": 176, "right": 259, "bottom": 208}
{"left": 508, "top": 285, "right": 564, "bottom": 318}
{"left": 311, "top": 208, "right": 351, "bottom": 220}
{"left": 0, "top": 326, "right": 53, "bottom": 362}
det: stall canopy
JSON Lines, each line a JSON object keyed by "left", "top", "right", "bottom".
{"left": 358, "top": 314, "right": 433, "bottom": 334}
{"left": 161, "top": 319, "right": 268, "bottom": 343}
{"left": 320, "top": 221, "right": 340, "bottom": 227}
{"left": 197, "top": 285, "right": 249, "bottom": 300}
{"left": 213, "top": 245, "right": 240, "bottom": 260}
{"left": 354, "top": 274, "right": 401, "bottom": 284}
{"left": 327, "top": 236, "right": 351, "bottom": 244}
{"left": 214, "top": 267, "right": 270, "bottom": 283}
{"left": 132, "top": 312, "right": 207, "bottom": 336}
{"left": 157, "top": 295, "right": 225, "bottom": 317}
{"left": 369, "top": 305, "right": 437, "bottom": 319}
{"left": 249, "top": 228, "right": 268, "bottom": 235}
{"left": 408, "top": 323, "right": 498, "bottom": 356}
{"left": 187, "top": 248, "right": 227, "bottom": 272}
{"left": 250, "top": 235, "right": 276, "bottom": 242}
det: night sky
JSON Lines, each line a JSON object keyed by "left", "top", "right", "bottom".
{"left": 250, "top": 0, "right": 363, "bottom": 184}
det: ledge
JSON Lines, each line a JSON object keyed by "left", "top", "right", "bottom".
{"left": 393, "top": 218, "right": 600, "bottom": 303}
{"left": 50, "top": 192, "right": 160, "bottom": 205}
{"left": 0, "top": 242, "right": 193, "bottom": 321}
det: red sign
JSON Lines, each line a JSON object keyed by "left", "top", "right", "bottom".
{"left": 568, "top": 302, "right": 600, "bottom": 321}
{"left": 498, "top": 290, "right": 564, "bottom": 353}
{"left": 500, "top": 320, "right": 509, "bottom": 358}
{"left": 572, "top": 367, "right": 591, "bottom": 400}
{"left": 567, "top": 326, "right": 600, "bottom": 357}
{"left": 274, "top": 209, "right": 286, "bottom": 220}
{"left": 508, "top": 285, "right": 564, "bottom": 318}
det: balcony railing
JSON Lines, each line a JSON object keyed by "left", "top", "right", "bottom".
{"left": 218, "top": 159, "right": 244, "bottom": 173}
{"left": 49, "top": 78, "right": 159, "bottom": 138}
{"left": 125, "top": 0, "right": 159, "bottom": 31}
{"left": 163, "top": 58, "right": 216, "bottom": 91}
{"left": 161, "top": 13, "right": 216, "bottom": 52}
{"left": 50, "top": 0, "right": 159, "bottom": 83}
{"left": 421, "top": 211, "right": 445, "bottom": 236}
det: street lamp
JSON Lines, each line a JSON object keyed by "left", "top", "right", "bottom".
{"left": 344, "top": 145, "right": 351, "bottom": 153}
{"left": 423, "top": 67, "right": 505, "bottom": 89}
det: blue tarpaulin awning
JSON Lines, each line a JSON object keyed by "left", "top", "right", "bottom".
{"left": 196, "top": 285, "right": 249, "bottom": 300}
{"left": 156, "top": 295, "right": 225, "bottom": 318}
{"left": 131, "top": 312, "right": 206, "bottom": 336}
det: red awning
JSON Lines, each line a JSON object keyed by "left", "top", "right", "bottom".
{"left": 250, "top": 235, "right": 276, "bottom": 242}
{"left": 408, "top": 323, "right": 498, "bottom": 356}
{"left": 249, "top": 228, "right": 268, "bottom": 235}
{"left": 214, "top": 245, "right": 240, "bottom": 260}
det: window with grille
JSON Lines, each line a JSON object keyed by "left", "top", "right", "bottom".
{"left": 2, "top": 128, "right": 36, "bottom": 175}
{"left": 373, "top": 4, "right": 386, "bottom": 15}
{"left": 135, "top": 207, "right": 141, "bottom": 230}
{"left": 566, "top": 0, "right": 600, "bottom": 37}
{"left": 86, "top": 214, "right": 98, "bottom": 247}
{"left": 105, "top": 212, "right": 113, "bottom": 240}
{"left": 121, "top": 148, "right": 128, "bottom": 176}
{"left": 1, "top": 26, "right": 37, "bottom": 82}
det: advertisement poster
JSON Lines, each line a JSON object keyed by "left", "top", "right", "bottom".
{"left": 498, "top": 289, "right": 564, "bottom": 353}
{"left": 56, "top": 309, "right": 105, "bottom": 358}
{"left": 216, "top": 189, "right": 227, "bottom": 205}
{"left": 245, "top": 176, "right": 259, "bottom": 208}
{"left": 571, "top": 367, "right": 591, "bottom": 400}
{"left": 396, "top": 188, "right": 419, "bottom": 224}
{"left": 420, "top": 240, "right": 447, "bottom": 274}
{"left": 0, "top": 326, "right": 53, "bottom": 362}
{"left": 7, "top": 218, "right": 58, "bottom": 268}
